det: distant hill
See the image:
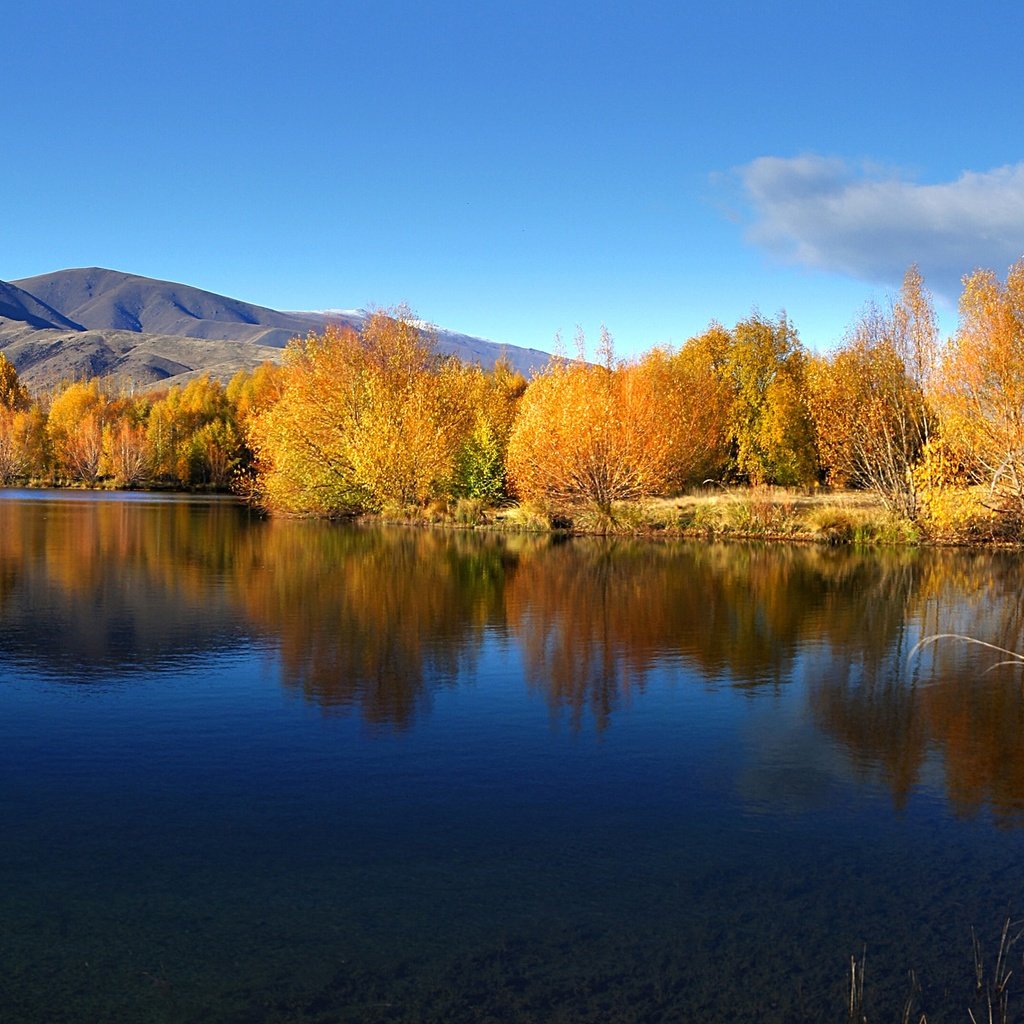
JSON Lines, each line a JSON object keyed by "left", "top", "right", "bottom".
{"left": 0, "top": 268, "right": 550, "bottom": 390}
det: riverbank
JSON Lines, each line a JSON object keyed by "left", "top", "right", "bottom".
{"left": 375, "top": 485, "right": 1015, "bottom": 547}
{"left": 2, "top": 480, "right": 1012, "bottom": 546}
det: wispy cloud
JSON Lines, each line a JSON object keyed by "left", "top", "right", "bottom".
{"left": 735, "top": 156, "right": 1024, "bottom": 299}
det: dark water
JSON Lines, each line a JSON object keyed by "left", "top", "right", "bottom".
{"left": 3, "top": 491, "right": 1024, "bottom": 1023}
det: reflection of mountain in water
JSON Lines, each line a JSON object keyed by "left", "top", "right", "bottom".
{"left": 5, "top": 491, "right": 1024, "bottom": 821}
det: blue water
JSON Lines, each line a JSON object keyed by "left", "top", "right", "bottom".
{"left": 2, "top": 490, "right": 1024, "bottom": 1022}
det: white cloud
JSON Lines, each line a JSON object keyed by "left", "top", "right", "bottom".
{"left": 735, "top": 156, "right": 1024, "bottom": 299}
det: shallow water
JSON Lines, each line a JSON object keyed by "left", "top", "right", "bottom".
{"left": 2, "top": 490, "right": 1024, "bottom": 1022}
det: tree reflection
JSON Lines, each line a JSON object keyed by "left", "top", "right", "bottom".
{"left": 229, "top": 524, "right": 514, "bottom": 729}
{"left": 6, "top": 491, "right": 1024, "bottom": 821}
{"left": 806, "top": 551, "right": 1024, "bottom": 821}
{"left": 0, "top": 495, "right": 250, "bottom": 674}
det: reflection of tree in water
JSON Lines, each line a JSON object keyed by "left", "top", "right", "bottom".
{"left": 0, "top": 496, "right": 252, "bottom": 674}
{"left": 8, "top": 491, "right": 1024, "bottom": 819}
{"left": 504, "top": 540, "right": 914, "bottom": 728}
{"left": 807, "top": 550, "right": 1024, "bottom": 822}
{"left": 673, "top": 544, "right": 921, "bottom": 688}
{"left": 231, "top": 524, "right": 516, "bottom": 729}
{"left": 505, "top": 539, "right": 660, "bottom": 729}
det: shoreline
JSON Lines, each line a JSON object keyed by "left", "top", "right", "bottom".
{"left": 3, "top": 481, "right": 1018, "bottom": 548}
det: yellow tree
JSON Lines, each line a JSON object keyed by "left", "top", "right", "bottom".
{"left": 250, "top": 309, "right": 476, "bottom": 515}
{"left": 46, "top": 380, "right": 111, "bottom": 483}
{"left": 936, "top": 259, "right": 1024, "bottom": 516}
{"left": 0, "top": 405, "right": 47, "bottom": 483}
{"left": 227, "top": 362, "right": 285, "bottom": 429}
{"left": 807, "top": 284, "right": 934, "bottom": 518}
{"left": 102, "top": 418, "right": 150, "bottom": 487}
{"left": 506, "top": 329, "right": 681, "bottom": 523}
{"left": 97, "top": 396, "right": 152, "bottom": 488}
{"left": 0, "top": 352, "right": 30, "bottom": 412}
{"left": 641, "top": 326, "right": 733, "bottom": 486}
{"left": 724, "top": 313, "right": 817, "bottom": 486}
{"left": 146, "top": 374, "right": 242, "bottom": 486}
{"left": 451, "top": 358, "right": 526, "bottom": 503}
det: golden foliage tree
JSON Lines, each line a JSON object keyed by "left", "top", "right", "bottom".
{"left": 451, "top": 358, "right": 526, "bottom": 503}
{"left": 0, "top": 354, "right": 42, "bottom": 482}
{"left": 250, "top": 309, "right": 475, "bottom": 515}
{"left": 146, "top": 375, "right": 242, "bottom": 486}
{"left": 643, "top": 326, "right": 733, "bottom": 485}
{"left": 46, "top": 380, "right": 112, "bottom": 483}
{"left": 0, "top": 353, "right": 30, "bottom": 412}
{"left": 935, "top": 259, "right": 1024, "bottom": 517}
{"left": 807, "top": 309, "right": 932, "bottom": 517}
{"left": 506, "top": 329, "right": 684, "bottom": 523}
{"left": 0, "top": 405, "right": 46, "bottom": 483}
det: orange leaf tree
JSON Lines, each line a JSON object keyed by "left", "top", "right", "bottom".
{"left": 935, "top": 259, "right": 1024, "bottom": 517}
{"left": 506, "top": 329, "right": 690, "bottom": 523}
{"left": 806, "top": 268, "right": 937, "bottom": 518}
{"left": 0, "top": 352, "right": 29, "bottom": 412}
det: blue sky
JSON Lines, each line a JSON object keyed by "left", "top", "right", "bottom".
{"left": 5, "top": 1, "right": 1023, "bottom": 357}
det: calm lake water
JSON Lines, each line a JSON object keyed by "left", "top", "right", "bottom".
{"left": 2, "top": 490, "right": 1024, "bottom": 1023}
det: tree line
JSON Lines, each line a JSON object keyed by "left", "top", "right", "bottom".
{"left": 0, "top": 361, "right": 279, "bottom": 490}
{"left": 2, "top": 260, "right": 1023, "bottom": 537}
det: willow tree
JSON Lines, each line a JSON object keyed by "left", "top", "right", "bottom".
{"left": 0, "top": 353, "right": 35, "bottom": 481}
{"left": 636, "top": 327, "right": 733, "bottom": 486}
{"left": 805, "top": 266, "right": 937, "bottom": 517}
{"left": 935, "top": 259, "right": 1024, "bottom": 517}
{"left": 506, "top": 329, "right": 686, "bottom": 523}
{"left": 0, "top": 406, "right": 46, "bottom": 483}
{"left": 250, "top": 309, "right": 475, "bottom": 516}
{"left": 46, "top": 380, "right": 112, "bottom": 484}
{"left": 451, "top": 357, "right": 526, "bottom": 504}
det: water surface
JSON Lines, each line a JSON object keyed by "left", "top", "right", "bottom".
{"left": 2, "top": 490, "right": 1024, "bottom": 1022}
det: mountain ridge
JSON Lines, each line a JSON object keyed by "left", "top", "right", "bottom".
{"left": 1, "top": 267, "right": 550, "bottom": 389}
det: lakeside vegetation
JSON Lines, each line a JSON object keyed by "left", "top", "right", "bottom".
{"left": 3, "top": 260, "right": 1024, "bottom": 545}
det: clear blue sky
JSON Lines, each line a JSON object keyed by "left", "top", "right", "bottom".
{"left": 5, "top": 1, "right": 1023, "bottom": 357}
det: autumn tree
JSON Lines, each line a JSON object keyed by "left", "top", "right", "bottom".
{"left": 0, "top": 405, "right": 47, "bottom": 483}
{"left": 451, "top": 358, "right": 526, "bottom": 504}
{"left": 147, "top": 375, "right": 243, "bottom": 487}
{"left": 806, "top": 272, "right": 936, "bottom": 518}
{"left": 250, "top": 309, "right": 476, "bottom": 515}
{"left": 227, "top": 363, "right": 285, "bottom": 429}
{"left": 723, "top": 313, "right": 817, "bottom": 486}
{"left": 641, "top": 325, "right": 733, "bottom": 485}
{"left": 46, "top": 380, "right": 112, "bottom": 483}
{"left": 506, "top": 329, "right": 685, "bottom": 524}
{"left": 100, "top": 396, "right": 151, "bottom": 487}
{"left": 0, "top": 353, "right": 30, "bottom": 412}
{"left": 935, "top": 259, "right": 1024, "bottom": 517}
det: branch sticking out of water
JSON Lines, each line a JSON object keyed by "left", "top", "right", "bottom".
{"left": 909, "top": 634, "right": 1024, "bottom": 675}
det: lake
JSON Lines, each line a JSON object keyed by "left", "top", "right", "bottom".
{"left": 2, "top": 490, "right": 1024, "bottom": 1023}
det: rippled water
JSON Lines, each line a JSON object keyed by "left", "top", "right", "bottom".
{"left": 2, "top": 490, "right": 1024, "bottom": 1022}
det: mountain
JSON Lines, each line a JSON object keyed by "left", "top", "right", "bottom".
{"left": 0, "top": 280, "right": 84, "bottom": 332}
{"left": 12, "top": 267, "right": 314, "bottom": 348}
{"left": 1, "top": 268, "right": 550, "bottom": 390}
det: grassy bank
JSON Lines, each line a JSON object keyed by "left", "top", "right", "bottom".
{"left": 374, "top": 485, "right": 1019, "bottom": 547}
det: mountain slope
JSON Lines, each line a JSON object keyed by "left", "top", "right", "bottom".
{"left": 1, "top": 267, "right": 551, "bottom": 389}
{"left": 12, "top": 267, "right": 312, "bottom": 347}
{"left": 0, "top": 323, "right": 284, "bottom": 390}
{"left": 0, "top": 280, "right": 85, "bottom": 332}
